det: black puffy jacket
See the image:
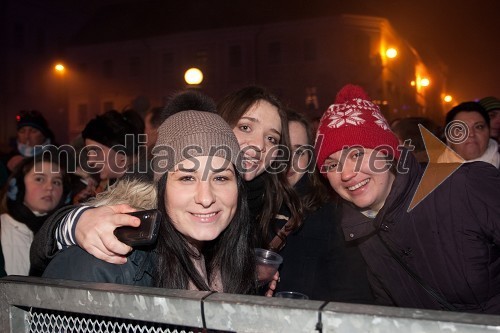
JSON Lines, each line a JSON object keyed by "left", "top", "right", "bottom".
{"left": 342, "top": 153, "right": 500, "bottom": 313}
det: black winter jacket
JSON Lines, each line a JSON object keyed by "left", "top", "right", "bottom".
{"left": 30, "top": 205, "right": 78, "bottom": 276}
{"left": 42, "top": 246, "right": 154, "bottom": 286}
{"left": 275, "top": 178, "right": 374, "bottom": 303}
{"left": 342, "top": 153, "right": 500, "bottom": 313}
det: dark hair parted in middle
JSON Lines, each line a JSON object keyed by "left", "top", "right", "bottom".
{"left": 154, "top": 170, "right": 255, "bottom": 293}
{"left": 217, "top": 85, "right": 303, "bottom": 248}
{"left": 445, "top": 102, "right": 490, "bottom": 127}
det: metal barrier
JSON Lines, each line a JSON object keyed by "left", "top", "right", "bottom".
{"left": 1, "top": 276, "right": 500, "bottom": 332}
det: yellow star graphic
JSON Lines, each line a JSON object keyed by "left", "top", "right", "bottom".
{"left": 407, "top": 125, "right": 465, "bottom": 211}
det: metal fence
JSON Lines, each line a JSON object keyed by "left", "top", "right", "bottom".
{"left": 1, "top": 276, "right": 500, "bottom": 333}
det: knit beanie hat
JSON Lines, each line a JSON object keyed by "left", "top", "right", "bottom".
{"left": 315, "top": 84, "right": 400, "bottom": 172}
{"left": 152, "top": 111, "right": 241, "bottom": 181}
{"left": 479, "top": 96, "right": 500, "bottom": 112}
{"left": 16, "top": 110, "right": 53, "bottom": 140}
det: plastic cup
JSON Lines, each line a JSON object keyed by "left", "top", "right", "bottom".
{"left": 255, "top": 248, "right": 283, "bottom": 286}
{"left": 274, "top": 291, "right": 309, "bottom": 300}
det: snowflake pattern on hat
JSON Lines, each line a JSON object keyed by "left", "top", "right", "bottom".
{"left": 372, "top": 109, "right": 391, "bottom": 131}
{"left": 326, "top": 103, "right": 365, "bottom": 128}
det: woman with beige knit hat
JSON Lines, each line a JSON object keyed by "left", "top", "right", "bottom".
{"left": 31, "top": 88, "right": 282, "bottom": 294}
{"left": 42, "top": 110, "right": 257, "bottom": 294}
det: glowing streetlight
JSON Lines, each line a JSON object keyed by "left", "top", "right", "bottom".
{"left": 184, "top": 68, "right": 203, "bottom": 85}
{"left": 444, "top": 95, "right": 453, "bottom": 103}
{"left": 54, "top": 63, "right": 65, "bottom": 74}
{"left": 386, "top": 48, "right": 398, "bottom": 59}
{"left": 420, "top": 78, "right": 430, "bottom": 87}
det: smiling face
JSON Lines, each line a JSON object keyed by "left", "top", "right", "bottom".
{"left": 324, "top": 148, "right": 395, "bottom": 212}
{"left": 232, "top": 100, "right": 282, "bottom": 181}
{"left": 287, "top": 121, "right": 310, "bottom": 186}
{"left": 448, "top": 111, "right": 490, "bottom": 160}
{"left": 84, "top": 139, "right": 129, "bottom": 180}
{"left": 165, "top": 155, "right": 238, "bottom": 246}
{"left": 23, "top": 161, "right": 64, "bottom": 213}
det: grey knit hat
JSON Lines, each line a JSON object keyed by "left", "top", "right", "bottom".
{"left": 152, "top": 111, "right": 241, "bottom": 181}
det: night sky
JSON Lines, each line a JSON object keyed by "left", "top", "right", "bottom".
{"left": 57, "top": 0, "right": 500, "bottom": 102}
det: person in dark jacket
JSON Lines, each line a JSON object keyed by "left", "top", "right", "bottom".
{"left": 31, "top": 87, "right": 301, "bottom": 271}
{"left": 42, "top": 173, "right": 157, "bottom": 285}
{"left": 43, "top": 111, "right": 258, "bottom": 294}
{"left": 217, "top": 86, "right": 302, "bottom": 248}
{"left": 0, "top": 110, "right": 55, "bottom": 188}
{"left": 314, "top": 84, "right": 500, "bottom": 313}
{"left": 81, "top": 110, "right": 143, "bottom": 183}
{"left": 273, "top": 110, "right": 374, "bottom": 303}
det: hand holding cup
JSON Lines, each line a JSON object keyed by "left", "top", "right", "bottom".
{"left": 255, "top": 248, "right": 283, "bottom": 287}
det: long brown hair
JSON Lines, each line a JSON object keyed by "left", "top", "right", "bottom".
{"left": 154, "top": 170, "right": 256, "bottom": 294}
{"left": 287, "top": 109, "right": 332, "bottom": 213}
{"left": 217, "top": 85, "right": 303, "bottom": 248}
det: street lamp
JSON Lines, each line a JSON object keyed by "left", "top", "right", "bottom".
{"left": 379, "top": 47, "right": 399, "bottom": 117}
{"left": 420, "top": 78, "right": 430, "bottom": 87}
{"left": 386, "top": 48, "right": 398, "bottom": 59}
{"left": 443, "top": 95, "right": 453, "bottom": 103}
{"left": 184, "top": 68, "right": 203, "bottom": 86}
{"left": 54, "top": 63, "right": 65, "bottom": 74}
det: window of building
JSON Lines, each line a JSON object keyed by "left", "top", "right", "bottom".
{"left": 304, "top": 38, "right": 317, "bottom": 61}
{"left": 103, "top": 101, "right": 114, "bottom": 112}
{"left": 196, "top": 50, "right": 208, "bottom": 67}
{"left": 130, "top": 57, "right": 141, "bottom": 77}
{"left": 268, "top": 42, "right": 281, "bottom": 64}
{"left": 229, "top": 45, "right": 242, "bottom": 67}
{"left": 12, "top": 23, "right": 24, "bottom": 49}
{"left": 12, "top": 66, "right": 25, "bottom": 92}
{"left": 77, "top": 103, "right": 88, "bottom": 126}
{"left": 162, "top": 53, "right": 174, "bottom": 74}
{"left": 35, "top": 29, "right": 45, "bottom": 54}
{"left": 78, "top": 62, "right": 88, "bottom": 73}
{"left": 102, "top": 60, "right": 113, "bottom": 78}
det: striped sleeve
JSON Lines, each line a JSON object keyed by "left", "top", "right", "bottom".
{"left": 55, "top": 206, "right": 94, "bottom": 249}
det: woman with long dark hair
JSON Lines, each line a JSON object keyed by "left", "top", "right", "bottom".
{"left": 217, "top": 86, "right": 302, "bottom": 248}
{"left": 43, "top": 111, "right": 256, "bottom": 294}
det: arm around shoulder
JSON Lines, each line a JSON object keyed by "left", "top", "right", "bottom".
{"left": 42, "top": 246, "right": 149, "bottom": 285}
{"left": 29, "top": 205, "right": 90, "bottom": 276}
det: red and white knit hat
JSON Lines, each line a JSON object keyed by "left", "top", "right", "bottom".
{"left": 315, "top": 84, "right": 400, "bottom": 172}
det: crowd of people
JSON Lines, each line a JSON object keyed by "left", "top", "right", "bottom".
{"left": 0, "top": 84, "right": 499, "bottom": 314}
